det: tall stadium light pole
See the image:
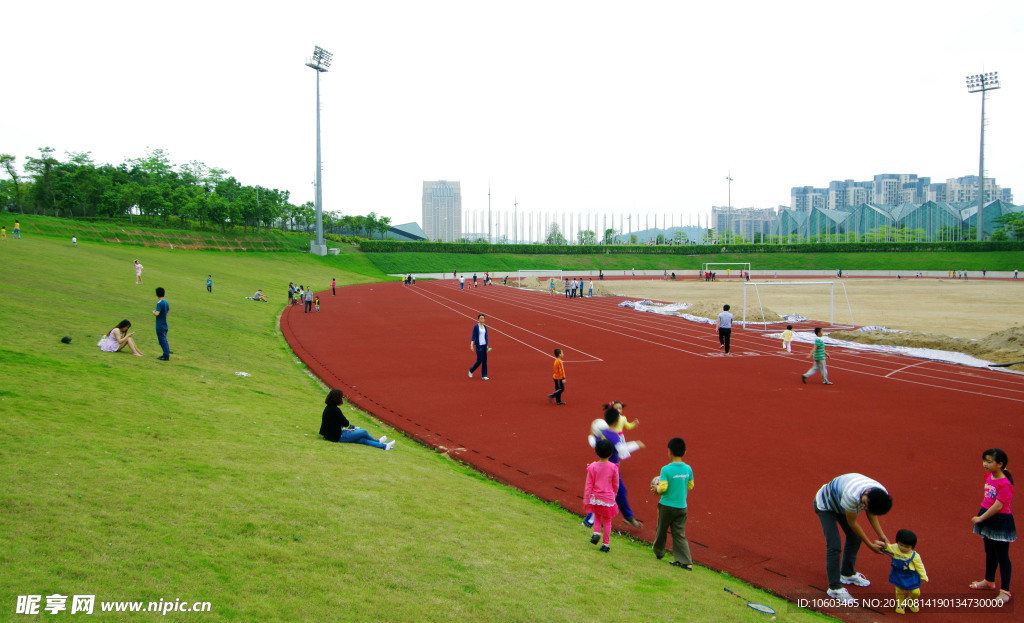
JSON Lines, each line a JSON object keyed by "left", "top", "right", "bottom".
{"left": 966, "top": 72, "right": 999, "bottom": 241}
{"left": 306, "top": 46, "right": 333, "bottom": 255}
{"left": 726, "top": 171, "right": 733, "bottom": 244}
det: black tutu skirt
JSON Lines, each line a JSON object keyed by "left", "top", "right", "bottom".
{"left": 973, "top": 508, "right": 1017, "bottom": 542}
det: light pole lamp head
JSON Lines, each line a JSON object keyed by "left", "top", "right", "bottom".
{"left": 306, "top": 46, "right": 333, "bottom": 72}
{"left": 966, "top": 71, "right": 999, "bottom": 93}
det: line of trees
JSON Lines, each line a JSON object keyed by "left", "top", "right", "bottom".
{"left": 0, "top": 147, "right": 392, "bottom": 237}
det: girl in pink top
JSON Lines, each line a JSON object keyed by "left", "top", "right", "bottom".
{"left": 134, "top": 260, "right": 144, "bottom": 284}
{"left": 584, "top": 439, "right": 620, "bottom": 552}
{"left": 970, "top": 448, "right": 1015, "bottom": 604}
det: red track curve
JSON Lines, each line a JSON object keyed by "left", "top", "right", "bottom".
{"left": 282, "top": 280, "right": 1024, "bottom": 622}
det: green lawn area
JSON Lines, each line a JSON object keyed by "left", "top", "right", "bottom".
{"left": 363, "top": 250, "right": 1023, "bottom": 275}
{"left": 0, "top": 232, "right": 830, "bottom": 622}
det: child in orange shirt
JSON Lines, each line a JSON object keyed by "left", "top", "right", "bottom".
{"left": 548, "top": 348, "right": 566, "bottom": 405}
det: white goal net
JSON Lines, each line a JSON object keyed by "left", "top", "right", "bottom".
{"left": 701, "top": 262, "right": 751, "bottom": 277}
{"left": 741, "top": 281, "right": 855, "bottom": 331}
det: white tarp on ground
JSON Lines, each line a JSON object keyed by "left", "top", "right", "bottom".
{"left": 617, "top": 299, "right": 1001, "bottom": 369}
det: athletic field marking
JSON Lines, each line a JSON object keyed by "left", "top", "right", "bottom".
{"left": 418, "top": 282, "right": 1024, "bottom": 401}
{"left": 404, "top": 286, "right": 605, "bottom": 362}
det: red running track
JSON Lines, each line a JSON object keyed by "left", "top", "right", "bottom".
{"left": 282, "top": 280, "right": 1024, "bottom": 622}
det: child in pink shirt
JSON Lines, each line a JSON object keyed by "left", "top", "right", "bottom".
{"left": 584, "top": 439, "right": 620, "bottom": 552}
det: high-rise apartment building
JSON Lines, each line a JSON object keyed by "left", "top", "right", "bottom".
{"left": 422, "top": 180, "right": 462, "bottom": 242}
{"left": 795, "top": 173, "right": 1011, "bottom": 208}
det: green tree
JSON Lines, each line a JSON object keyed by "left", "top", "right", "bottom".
{"left": 994, "top": 212, "right": 1024, "bottom": 241}
{"left": 0, "top": 154, "right": 26, "bottom": 212}
{"left": 603, "top": 228, "right": 617, "bottom": 245}
{"left": 577, "top": 229, "right": 597, "bottom": 245}
{"left": 546, "top": 222, "right": 566, "bottom": 245}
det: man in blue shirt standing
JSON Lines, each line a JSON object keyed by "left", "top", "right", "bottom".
{"left": 153, "top": 287, "right": 170, "bottom": 361}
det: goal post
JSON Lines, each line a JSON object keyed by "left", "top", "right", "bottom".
{"left": 741, "top": 281, "right": 855, "bottom": 330}
{"left": 702, "top": 262, "right": 751, "bottom": 277}
{"left": 515, "top": 269, "right": 563, "bottom": 288}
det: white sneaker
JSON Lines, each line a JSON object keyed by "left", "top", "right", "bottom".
{"left": 385, "top": 441, "right": 396, "bottom": 451}
{"left": 379, "top": 436, "right": 388, "bottom": 443}
{"left": 827, "top": 588, "right": 856, "bottom": 605}
{"left": 482, "top": 376, "right": 490, "bottom": 380}
{"left": 468, "top": 371, "right": 473, "bottom": 378}
{"left": 841, "top": 572, "right": 870, "bottom": 587}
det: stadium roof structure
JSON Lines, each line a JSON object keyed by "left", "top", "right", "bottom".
{"left": 384, "top": 222, "right": 427, "bottom": 241}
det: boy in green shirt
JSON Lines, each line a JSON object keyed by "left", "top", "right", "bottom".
{"left": 651, "top": 437, "right": 695, "bottom": 570}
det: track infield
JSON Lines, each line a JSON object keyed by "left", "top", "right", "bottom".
{"left": 283, "top": 279, "right": 1024, "bottom": 622}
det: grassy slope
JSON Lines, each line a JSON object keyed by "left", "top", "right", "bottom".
{"left": 363, "top": 250, "right": 1023, "bottom": 275}
{"left": 0, "top": 235, "right": 827, "bottom": 622}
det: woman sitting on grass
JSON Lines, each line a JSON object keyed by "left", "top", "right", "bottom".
{"left": 97, "top": 320, "right": 143, "bottom": 357}
{"left": 319, "top": 389, "right": 395, "bottom": 451}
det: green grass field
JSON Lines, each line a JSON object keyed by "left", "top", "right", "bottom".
{"left": 362, "top": 250, "right": 1022, "bottom": 275}
{"left": 0, "top": 231, "right": 830, "bottom": 621}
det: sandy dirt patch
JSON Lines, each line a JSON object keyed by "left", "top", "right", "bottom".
{"left": 519, "top": 277, "right": 1024, "bottom": 369}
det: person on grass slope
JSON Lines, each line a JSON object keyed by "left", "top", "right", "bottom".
{"left": 319, "top": 389, "right": 395, "bottom": 451}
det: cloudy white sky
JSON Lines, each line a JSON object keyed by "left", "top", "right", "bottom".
{"left": 2, "top": 0, "right": 1021, "bottom": 232}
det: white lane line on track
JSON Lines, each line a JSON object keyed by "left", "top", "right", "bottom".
{"left": 416, "top": 283, "right": 1024, "bottom": 401}
{"left": 405, "top": 285, "right": 605, "bottom": 362}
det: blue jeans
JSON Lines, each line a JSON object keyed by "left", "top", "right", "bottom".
{"left": 156, "top": 328, "right": 170, "bottom": 357}
{"left": 339, "top": 428, "right": 385, "bottom": 449}
{"left": 470, "top": 346, "right": 488, "bottom": 377}
{"left": 816, "top": 506, "right": 861, "bottom": 589}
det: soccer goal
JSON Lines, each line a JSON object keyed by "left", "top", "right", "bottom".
{"left": 702, "top": 262, "right": 751, "bottom": 277}
{"left": 741, "top": 281, "right": 855, "bottom": 331}
{"left": 515, "top": 269, "right": 563, "bottom": 288}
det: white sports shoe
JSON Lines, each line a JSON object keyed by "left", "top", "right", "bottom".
{"left": 385, "top": 441, "right": 396, "bottom": 451}
{"left": 841, "top": 572, "right": 871, "bottom": 587}
{"left": 827, "top": 588, "right": 856, "bottom": 605}
{"left": 379, "top": 436, "right": 388, "bottom": 443}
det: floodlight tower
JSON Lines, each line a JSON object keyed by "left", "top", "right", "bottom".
{"left": 966, "top": 71, "right": 999, "bottom": 242}
{"left": 726, "top": 171, "right": 734, "bottom": 243}
{"left": 306, "top": 46, "right": 333, "bottom": 255}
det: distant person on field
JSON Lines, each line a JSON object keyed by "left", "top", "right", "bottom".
{"left": 13, "top": 219, "right": 20, "bottom": 238}
{"left": 207, "top": 275, "right": 213, "bottom": 293}
{"left": 1, "top": 225, "right": 6, "bottom": 241}
{"left": 802, "top": 327, "right": 832, "bottom": 385}
{"left": 319, "top": 389, "right": 394, "bottom": 450}
{"left": 153, "top": 287, "right": 170, "bottom": 361}
{"left": 134, "top": 259, "right": 144, "bottom": 284}
{"left": 584, "top": 439, "right": 619, "bottom": 553}
{"left": 288, "top": 282, "right": 295, "bottom": 305}
{"left": 71, "top": 236, "right": 77, "bottom": 246}
{"left": 331, "top": 278, "right": 336, "bottom": 295}
{"left": 588, "top": 279, "right": 594, "bottom": 297}
{"left": 459, "top": 275, "right": 464, "bottom": 290}
{"left": 549, "top": 278, "right": 555, "bottom": 295}
{"left": 651, "top": 437, "right": 695, "bottom": 570}
{"left": 468, "top": 313, "right": 490, "bottom": 380}
{"left": 97, "top": 319, "right": 144, "bottom": 357}
{"left": 252, "top": 289, "right": 267, "bottom": 302}
{"left": 548, "top": 348, "right": 566, "bottom": 405}
{"left": 814, "top": 473, "right": 892, "bottom": 605}
{"left": 716, "top": 304, "right": 733, "bottom": 354}
{"left": 782, "top": 324, "right": 794, "bottom": 353}
{"left": 314, "top": 296, "right": 320, "bottom": 312}
{"left": 304, "top": 287, "right": 313, "bottom": 313}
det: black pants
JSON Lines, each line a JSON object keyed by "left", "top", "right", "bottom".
{"left": 718, "top": 327, "right": 731, "bottom": 353}
{"left": 550, "top": 378, "right": 565, "bottom": 403}
{"left": 984, "top": 538, "right": 1012, "bottom": 590}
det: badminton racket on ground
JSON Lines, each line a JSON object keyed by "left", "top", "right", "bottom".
{"left": 724, "top": 587, "right": 776, "bottom": 615}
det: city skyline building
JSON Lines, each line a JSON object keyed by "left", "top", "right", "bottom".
{"left": 792, "top": 173, "right": 1012, "bottom": 211}
{"left": 422, "top": 180, "right": 462, "bottom": 242}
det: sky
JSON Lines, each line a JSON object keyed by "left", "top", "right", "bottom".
{"left": 2, "top": 0, "right": 1021, "bottom": 235}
